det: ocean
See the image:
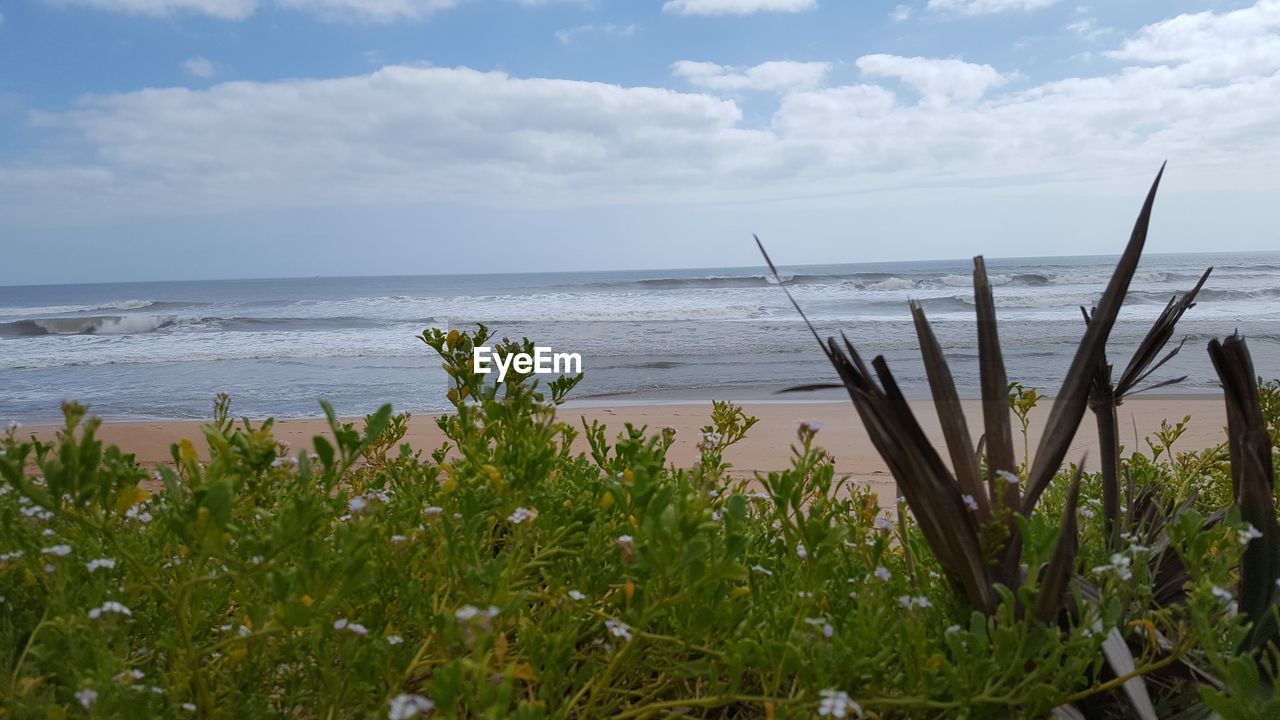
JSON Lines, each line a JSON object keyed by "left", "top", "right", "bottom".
{"left": 3, "top": 252, "right": 1279, "bottom": 423}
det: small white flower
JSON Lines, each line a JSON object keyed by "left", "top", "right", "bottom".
{"left": 333, "top": 618, "right": 367, "bottom": 636}
{"left": 795, "top": 419, "right": 824, "bottom": 433}
{"left": 1212, "top": 585, "right": 1234, "bottom": 603}
{"left": 874, "top": 566, "right": 891, "bottom": 582}
{"left": 348, "top": 496, "right": 368, "bottom": 513}
{"left": 1092, "top": 553, "right": 1133, "bottom": 581}
{"left": 424, "top": 506, "right": 444, "bottom": 517}
{"left": 750, "top": 564, "right": 772, "bottom": 576}
{"left": 874, "top": 516, "right": 895, "bottom": 531}
{"left": 42, "top": 544, "right": 72, "bottom": 557}
{"left": 87, "top": 557, "right": 117, "bottom": 573}
{"left": 898, "top": 595, "right": 932, "bottom": 610}
{"left": 391, "top": 535, "right": 407, "bottom": 544}
{"left": 238, "top": 625, "right": 252, "bottom": 638}
{"left": 1239, "top": 524, "right": 1264, "bottom": 545}
{"left": 818, "top": 689, "right": 863, "bottom": 718}
{"left": 1080, "top": 507, "right": 1096, "bottom": 519}
{"left": 605, "top": 619, "right": 633, "bottom": 642}
{"left": 182, "top": 703, "right": 197, "bottom": 712}
{"left": 508, "top": 506, "right": 537, "bottom": 524}
{"left": 455, "top": 605, "right": 479, "bottom": 622}
{"left": 271, "top": 458, "right": 284, "bottom": 469}
{"left": 567, "top": 590, "right": 586, "bottom": 601}
{"left": 997, "top": 470, "right": 1021, "bottom": 486}
{"left": 388, "top": 693, "right": 435, "bottom": 720}
{"left": 796, "top": 544, "right": 808, "bottom": 560}
{"left": 945, "top": 624, "right": 962, "bottom": 634}
{"left": 962, "top": 494, "right": 979, "bottom": 512}
{"left": 75, "top": 688, "right": 98, "bottom": 709}
{"left": 88, "top": 601, "right": 133, "bottom": 620}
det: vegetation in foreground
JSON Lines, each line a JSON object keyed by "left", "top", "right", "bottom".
{"left": 2, "top": 169, "right": 1280, "bottom": 718}
{"left": 0, "top": 327, "right": 1277, "bottom": 718}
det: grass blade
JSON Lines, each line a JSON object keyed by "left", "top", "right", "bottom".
{"left": 911, "top": 300, "right": 989, "bottom": 518}
{"left": 1034, "top": 462, "right": 1084, "bottom": 623}
{"left": 1208, "top": 334, "right": 1280, "bottom": 648}
{"left": 973, "top": 256, "right": 1017, "bottom": 509}
{"left": 1102, "top": 627, "right": 1160, "bottom": 720}
{"left": 1023, "top": 164, "right": 1166, "bottom": 513}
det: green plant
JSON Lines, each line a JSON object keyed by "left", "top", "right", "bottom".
{"left": 755, "top": 165, "right": 1280, "bottom": 718}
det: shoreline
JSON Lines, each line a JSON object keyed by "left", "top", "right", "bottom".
{"left": 18, "top": 396, "right": 1228, "bottom": 511}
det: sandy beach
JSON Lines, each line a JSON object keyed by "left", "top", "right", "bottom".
{"left": 20, "top": 395, "right": 1228, "bottom": 510}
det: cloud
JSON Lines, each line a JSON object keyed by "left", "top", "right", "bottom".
{"left": 6, "top": 3, "right": 1280, "bottom": 226}
{"left": 927, "top": 0, "right": 1058, "bottom": 15}
{"left": 273, "top": 0, "right": 457, "bottom": 22}
{"left": 1106, "top": 0, "right": 1280, "bottom": 73}
{"left": 1065, "top": 16, "right": 1113, "bottom": 43}
{"left": 855, "top": 54, "right": 1008, "bottom": 104}
{"left": 49, "top": 0, "right": 457, "bottom": 21}
{"left": 49, "top": 0, "right": 258, "bottom": 20}
{"left": 183, "top": 56, "right": 216, "bottom": 79}
{"left": 890, "top": 4, "right": 912, "bottom": 22}
{"left": 662, "top": 0, "right": 816, "bottom": 16}
{"left": 555, "top": 22, "right": 639, "bottom": 46}
{"left": 671, "top": 60, "right": 831, "bottom": 92}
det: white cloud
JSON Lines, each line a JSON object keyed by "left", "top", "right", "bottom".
{"left": 662, "top": 0, "right": 816, "bottom": 16}
{"left": 890, "top": 4, "right": 912, "bottom": 22}
{"left": 50, "top": 0, "right": 257, "bottom": 20}
{"left": 183, "top": 56, "right": 216, "bottom": 78}
{"left": 1065, "top": 17, "right": 1113, "bottom": 43}
{"left": 672, "top": 60, "right": 831, "bottom": 92}
{"left": 1106, "top": 0, "right": 1280, "bottom": 73}
{"left": 855, "top": 54, "right": 1008, "bottom": 104}
{"left": 6, "top": 3, "right": 1280, "bottom": 226}
{"left": 273, "top": 0, "right": 457, "bottom": 22}
{"left": 927, "top": 0, "right": 1058, "bottom": 15}
{"left": 49, "top": 0, "right": 457, "bottom": 21}
{"left": 555, "top": 23, "right": 638, "bottom": 46}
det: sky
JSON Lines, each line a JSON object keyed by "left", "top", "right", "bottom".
{"left": 0, "top": 0, "right": 1278, "bottom": 284}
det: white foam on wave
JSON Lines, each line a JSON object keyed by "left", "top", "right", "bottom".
{"left": 862, "top": 277, "right": 916, "bottom": 291}
{"left": 0, "top": 299, "right": 157, "bottom": 319}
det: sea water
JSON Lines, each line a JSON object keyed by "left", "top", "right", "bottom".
{"left": 2, "top": 252, "right": 1279, "bottom": 422}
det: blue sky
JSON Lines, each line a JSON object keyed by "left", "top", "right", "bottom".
{"left": 1, "top": 0, "right": 1277, "bottom": 284}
